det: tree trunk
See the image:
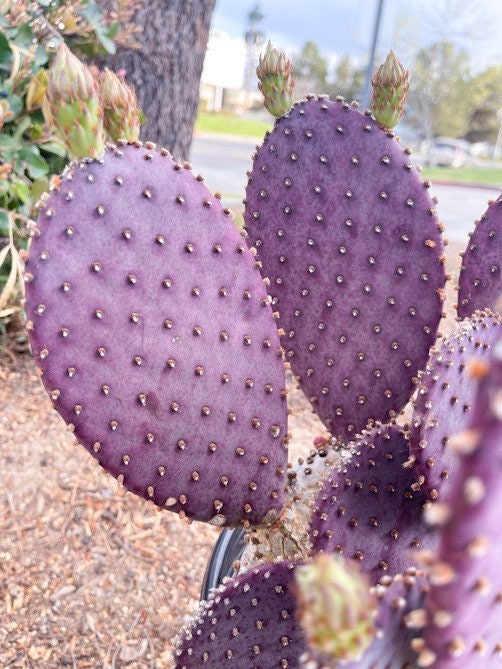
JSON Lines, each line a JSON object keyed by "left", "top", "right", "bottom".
{"left": 107, "top": 0, "right": 215, "bottom": 160}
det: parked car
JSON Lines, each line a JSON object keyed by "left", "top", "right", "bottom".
{"left": 427, "top": 137, "right": 475, "bottom": 168}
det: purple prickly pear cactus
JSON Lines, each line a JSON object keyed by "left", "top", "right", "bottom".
{"left": 244, "top": 97, "right": 446, "bottom": 440}
{"left": 309, "top": 424, "right": 436, "bottom": 582}
{"left": 417, "top": 333, "right": 502, "bottom": 667}
{"left": 24, "top": 142, "right": 288, "bottom": 527}
{"left": 174, "top": 558, "right": 426, "bottom": 669}
{"left": 173, "top": 561, "right": 306, "bottom": 668}
{"left": 409, "top": 310, "right": 501, "bottom": 501}
{"left": 457, "top": 194, "right": 502, "bottom": 319}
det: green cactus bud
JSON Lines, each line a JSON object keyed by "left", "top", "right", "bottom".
{"left": 371, "top": 50, "right": 409, "bottom": 129}
{"left": 256, "top": 40, "right": 294, "bottom": 118}
{"left": 295, "top": 553, "right": 377, "bottom": 663}
{"left": 47, "top": 43, "right": 105, "bottom": 159}
{"left": 99, "top": 68, "right": 141, "bottom": 143}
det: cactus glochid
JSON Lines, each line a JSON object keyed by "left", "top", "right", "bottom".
{"left": 24, "top": 42, "right": 502, "bottom": 668}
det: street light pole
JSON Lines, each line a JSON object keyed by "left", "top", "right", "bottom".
{"left": 360, "top": 0, "right": 385, "bottom": 110}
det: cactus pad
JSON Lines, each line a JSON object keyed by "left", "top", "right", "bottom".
{"left": 457, "top": 194, "right": 502, "bottom": 319}
{"left": 175, "top": 559, "right": 425, "bottom": 669}
{"left": 244, "top": 97, "right": 446, "bottom": 439}
{"left": 309, "top": 424, "right": 435, "bottom": 583}
{"left": 419, "top": 334, "right": 502, "bottom": 667}
{"left": 24, "top": 142, "right": 288, "bottom": 527}
{"left": 174, "top": 561, "right": 307, "bottom": 668}
{"left": 410, "top": 310, "right": 501, "bottom": 501}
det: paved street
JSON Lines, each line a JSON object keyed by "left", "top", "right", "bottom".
{"left": 191, "top": 133, "right": 500, "bottom": 247}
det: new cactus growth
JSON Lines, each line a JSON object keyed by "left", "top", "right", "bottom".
{"left": 256, "top": 40, "right": 295, "bottom": 118}
{"left": 295, "top": 553, "right": 377, "bottom": 663}
{"left": 100, "top": 68, "right": 141, "bottom": 143}
{"left": 23, "top": 41, "right": 502, "bottom": 668}
{"left": 46, "top": 43, "right": 105, "bottom": 159}
{"left": 371, "top": 50, "right": 410, "bottom": 129}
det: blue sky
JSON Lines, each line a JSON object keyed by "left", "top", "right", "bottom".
{"left": 211, "top": 0, "right": 502, "bottom": 73}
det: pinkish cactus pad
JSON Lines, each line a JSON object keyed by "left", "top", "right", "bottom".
{"left": 245, "top": 97, "right": 446, "bottom": 440}
{"left": 410, "top": 310, "right": 501, "bottom": 501}
{"left": 457, "top": 194, "right": 502, "bottom": 320}
{"left": 309, "top": 424, "right": 436, "bottom": 583}
{"left": 419, "top": 332, "right": 502, "bottom": 667}
{"left": 174, "top": 561, "right": 306, "bottom": 668}
{"left": 25, "top": 142, "right": 288, "bottom": 527}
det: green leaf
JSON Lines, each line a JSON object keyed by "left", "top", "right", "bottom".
{"left": 14, "top": 24, "right": 35, "bottom": 49}
{"left": 18, "top": 147, "right": 49, "bottom": 179}
{"left": 40, "top": 140, "right": 67, "bottom": 157}
{"left": 13, "top": 115, "right": 32, "bottom": 139}
{"left": 10, "top": 178, "right": 31, "bottom": 205}
{"left": 80, "top": 5, "right": 116, "bottom": 54}
{"left": 31, "top": 176, "right": 50, "bottom": 202}
{"left": 6, "top": 94, "right": 23, "bottom": 119}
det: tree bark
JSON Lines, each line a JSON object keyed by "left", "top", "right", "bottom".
{"left": 107, "top": 0, "right": 215, "bottom": 160}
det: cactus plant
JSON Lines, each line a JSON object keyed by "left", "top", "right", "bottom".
{"left": 409, "top": 309, "right": 501, "bottom": 501}
{"left": 457, "top": 194, "right": 502, "bottom": 319}
{"left": 309, "top": 424, "right": 436, "bottom": 583}
{"left": 415, "top": 339, "right": 502, "bottom": 667}
{"left": 25, "top": 50, "right": 288, "bottom": 528}
{"left": 244, "top": 51, "right": 446, "bottom": 441}
{"left": 23, "top": 43, "right": 502, "bottom": 667}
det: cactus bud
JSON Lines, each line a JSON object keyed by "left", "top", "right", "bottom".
{"left": 294, "top": 553, "right": 377, "bottom": 663}
{"left": 371, "top": 50, "right": 409, "bottom": 129}
{"left": 256, "top": 40, "right": 294, "bottom": 118}
{"left": 100, "top": 68, "right": 140, "bottom": 143}
{"left": 47, "top": 43, "right": 105, "bottom": 159}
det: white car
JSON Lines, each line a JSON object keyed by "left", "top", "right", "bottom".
{"left": 428, "top": 138, "right": 474, "bottom": 168}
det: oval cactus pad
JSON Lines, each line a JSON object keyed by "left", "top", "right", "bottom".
{"left": 245, "top": 97, "right": 446, "bottom": 439}
{"left": 458, "top": 194, "right": 502, "bottom": 319}
{"left": 25, "top": 143, "right": 288, "bottom": 527}
{"left": 174, "top": 561, "right": 306, "bottom": 669}
{"left": 421, "top": 334, "right": 502, "bottom": 668}
{"left": 410, "top": 310, "right": 501, "bottom": 501}
{"left": 309, "top": 424, "right": 435, "bottom": 583}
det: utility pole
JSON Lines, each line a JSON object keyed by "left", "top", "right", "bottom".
{"left": 243, "top": 3, "right": 265, "bottom": 97}
{"left": 360, "top": 0, "right": 385, "bottom": 110}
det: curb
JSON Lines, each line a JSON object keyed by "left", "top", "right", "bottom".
{"left": 432, "top": 180, "right": 500, "bottom": 192}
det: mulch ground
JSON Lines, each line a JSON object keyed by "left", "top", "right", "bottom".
{"left": 0, "top": 242, "right": 463, "bottom": 668}
{"left": 0, "top": 355, "right": 219, "bottom": 669}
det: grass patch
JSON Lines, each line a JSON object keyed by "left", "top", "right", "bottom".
{"left": 422, "top": 166, "right": 502, "bottom": 187}
{"left": 195, "top": 112, "right": 272, "bottom": 139}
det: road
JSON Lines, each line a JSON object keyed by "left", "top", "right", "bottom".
{"left": 191, "top": 133, "right": 500, "bottom": 247}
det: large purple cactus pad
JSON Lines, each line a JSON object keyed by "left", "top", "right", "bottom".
{"left": 25, "top": 142, "right": 288, "bottom": 527}
{"left": 309, "top": 424, "right": 436, "bottom": 583}
{"left": 410, "top": 310, "right": 501, "bottom": 501}
{"left": 173, "top": 561, "right": 307, "bottom": 669}
{"left": 245, "top": 97, "right": 446, "bottom": 439}
{"left": 421, "top": 333, "right": 502, "bottom": 668}
{"left": 458, "top": 194, "right": 502, "bottom": 319}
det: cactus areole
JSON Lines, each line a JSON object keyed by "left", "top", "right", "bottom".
{"left": 245, "top": 97, "right": 446, "bottom": 439}
{"left": 25, "top": 142, "right": 288, "bottom": 527}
